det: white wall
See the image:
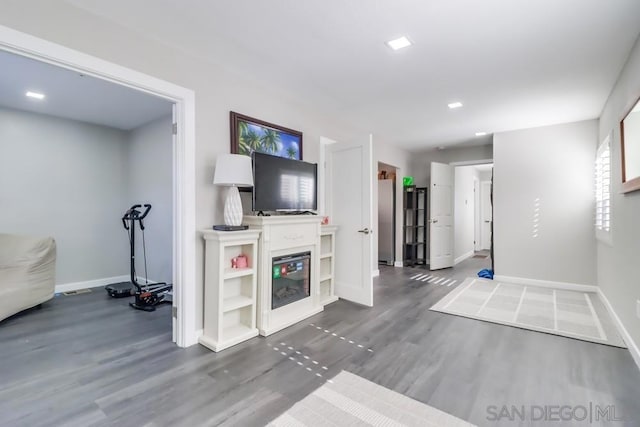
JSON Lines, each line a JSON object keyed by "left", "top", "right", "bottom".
{"left": 493, "top": 120, "right": 597, "bottom": 285}
{"left": 0, "top": 107, "right": 129, "bottom": 284}
{"left": 597, "top": 35, "right": 640, "bottom": 353}
{"left": 127, "top": 116, "right": 173, "bottom": 284}
{"left": 0, "top": 3, "right": 376, "bottom": 328}
{"left": 454, "top": 166, "right": 478, "bottom": 262}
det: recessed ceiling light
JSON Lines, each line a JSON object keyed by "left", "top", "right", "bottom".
{"left": 386, "top": 36, "right": 412, "bottom": 51}
{"left": 448, "top": 102, "right": 463, "bottom": 109}
{"left": 475, "top": 132, "right": 487, "bottom": 136}
{"left": 26, "top": 91, "right": 45, "bottom": 100}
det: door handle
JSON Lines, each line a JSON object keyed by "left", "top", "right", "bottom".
{"left": 484, "top": 220, "right": 492, "bottom": 223}
{"left": 430, "top": 219, "right": 438, "bottom": 224}
{"left": 357, "top": 228, "right": 372, "bottom": 235}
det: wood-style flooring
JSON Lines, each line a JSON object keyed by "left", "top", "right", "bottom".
{"left": 1, "top": 256, "right": 639, "bottom": 427}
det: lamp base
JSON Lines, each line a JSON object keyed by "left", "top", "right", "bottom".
{"left": 223, "top": 185, "right": 244, "bottom": 226}
{"left": 212, "top": 225, "right": 249, "bottom": 231}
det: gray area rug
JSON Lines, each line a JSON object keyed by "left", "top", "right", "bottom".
{"left": 268, "top": 370, "right": 475, "bottom": 427}
{"left": 430, "top": 278, "right": 626, "bottom": 348}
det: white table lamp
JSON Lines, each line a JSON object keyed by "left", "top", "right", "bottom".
{"left": 213, "top": 154, "right": 253, "bottom": 227}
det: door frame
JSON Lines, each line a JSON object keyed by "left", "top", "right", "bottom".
{"left": 318, "top": 136, "right": 337, "bottom": 217}
{"left": 480, "top": 180, "right": 493, "bottom": 250}
{"left": 376, "top": 162, "right": 398, "bottom": 267}
{"left": 473, "top": 176, "right": 481, "bottom": 251}
{"left": 450, "top": 159, "right": 494, "bottom": 259}
{"left": 0, "top": 25, "right": 198, "bottom": 348}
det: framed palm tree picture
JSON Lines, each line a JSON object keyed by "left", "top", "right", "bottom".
{"left": 230, "top": 111, "right": 303, "bottom": 160}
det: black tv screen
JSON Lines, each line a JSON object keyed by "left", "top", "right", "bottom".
{"left": 252, "top": 152, "right": 317, "bottom": 212}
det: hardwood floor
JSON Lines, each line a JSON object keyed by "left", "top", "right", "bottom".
{"left": 1, "top": 258, "right": 639, "bottom": 426}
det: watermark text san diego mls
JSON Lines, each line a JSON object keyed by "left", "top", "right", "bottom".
{"left": 486, "top": 403, "right": 622, "bottom": 423}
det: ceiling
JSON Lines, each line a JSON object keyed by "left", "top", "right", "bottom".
{"left": 56, "top": 1, "right": 640, "bottom": 149}
{"left": 0, "top": 49, "right": 172, "bottom": 130}
{"left": 60, "top": 0, "right": 640, "bottom": 150}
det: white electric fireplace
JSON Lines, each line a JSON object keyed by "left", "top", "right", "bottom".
{"left": 243, "top": 215, "right": 323, "bottom": 336}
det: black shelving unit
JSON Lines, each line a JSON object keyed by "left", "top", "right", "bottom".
{"left": 403, "top": 185, "right": 427, "bottom": 266}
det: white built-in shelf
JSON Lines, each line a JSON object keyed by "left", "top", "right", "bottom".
{"left": 223, "top": 295, "right": 253, "bottom": 312}
{"left": 222, "top": 323, "right": 255, "bottom": 339}
{"left": 319, "top": 225, "right": 338, "bottom": 307}
{"left": 320, "top": 295, "right": 339, "bottom": 305}
{"left": 199, "top": 229, "right": 261, "bottom": 352}
{"left": 223, "top": 267, "right": 254, "bottom": 279}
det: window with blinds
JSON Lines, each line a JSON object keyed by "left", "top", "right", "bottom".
{"left": 595, "top": 138, "right": 611, "bottom": 234}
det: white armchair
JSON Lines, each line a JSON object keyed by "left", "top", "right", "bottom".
{"left": 0, "top": 233, "right": 56, "bottom": 322}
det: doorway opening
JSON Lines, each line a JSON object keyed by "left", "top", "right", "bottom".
{"left": 0, "top": 25, "right": 196, "bottom": 347}
{"left": 453, "top": 163, "right": 493, "bottom": 267}
{"left": 377, "top": 162, "right": 397, "bottom": 266}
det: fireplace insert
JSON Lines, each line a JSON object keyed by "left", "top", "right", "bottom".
{"left": 272, "top": 251, "right": 311, "bottom": 309}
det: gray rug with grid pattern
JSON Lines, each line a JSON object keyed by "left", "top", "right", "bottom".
{"left": 430, "top": 277, "right": 626, "bottom": 348}
{"left": 268, "top": 371, "right": 474, "bottom": 426}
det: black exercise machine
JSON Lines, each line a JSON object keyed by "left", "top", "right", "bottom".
{"left": 105, "top": 204, "right": 172, "bottom": 312}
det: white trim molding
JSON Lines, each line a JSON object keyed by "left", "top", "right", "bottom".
{"left": 319, "top": 136, "right": 337, "bottom": 217}
{"left": 454, "top": 250, "right": 474, "bottom": 265}
{"left": 449, "top": 159, "right": 494, "bottom": 167}
{"left": 394, "top": 261, "right": 404, "bottom": 268}
{"left": 0, "top": 24, "right": 197, "bottom": 348}
{"left": 598, "top": 289, "right": 640, "bottom": 371}
{"left": 372, "top": 269, "right": 380, "bottom": 277}
{"left": 493, "top": 275, "right": 599, "bottom": 293}
{"left": 55, "top": 276, "right": 129, "bottom": 294}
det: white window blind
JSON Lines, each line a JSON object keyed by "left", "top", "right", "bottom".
{"left": 595, "top": 139, "right": 611, "bottom": 232}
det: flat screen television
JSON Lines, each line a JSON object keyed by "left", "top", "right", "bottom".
{"left": 252, "top": 152, "right": 317, "bottom": 212}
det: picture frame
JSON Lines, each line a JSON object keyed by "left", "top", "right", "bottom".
{"left": 230, "top": 111, "right": 303, "bottom": 160}
{"left": 620, "top": 95, "right": 640, "bottom": 193}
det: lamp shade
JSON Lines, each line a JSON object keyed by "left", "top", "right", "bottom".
{"left": 213, "top": 154, "right": 253, "bottom": 187}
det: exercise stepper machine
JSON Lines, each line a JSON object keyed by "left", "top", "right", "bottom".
{"left": 105, "top": 204, "right": 172, "bottom": 312}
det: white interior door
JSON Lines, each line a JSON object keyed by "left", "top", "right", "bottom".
{"left": 480, "top": 180, "right": 492, "bottom": 250}
{"left": 328, "top": 136, "right": 373, "bottom": 306}
{"left": 429, "top": 162, "right": 454, "bottom": 270}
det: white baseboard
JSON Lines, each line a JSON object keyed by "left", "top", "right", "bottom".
{"left": 493, "top": 275, "right": 599, "bottom": 293}
{"left": 55, "top": 275, "right": 129, "bottom": 293}
{"left": 454, "top": 250, "right": 474, "bottom": 265}
{"left": 597, "top": 289, "right": 640, "bottom": 371}
{"left": 372, "top": 269, "right": 380, "bottom": 277}
{"left": 394, "top": 261, "right": 404, "bottom": 268}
